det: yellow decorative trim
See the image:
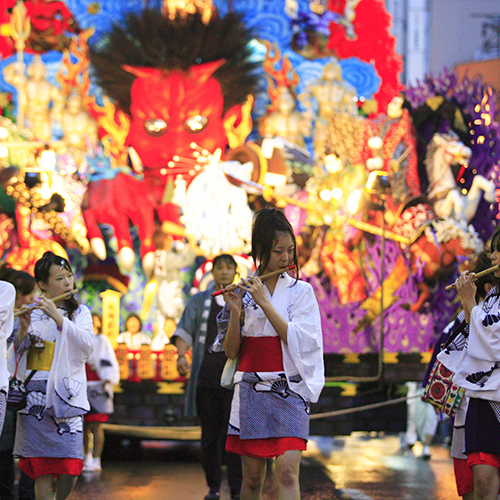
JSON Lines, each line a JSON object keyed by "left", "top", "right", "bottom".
{"left": 342, "top": 353, "right": 360, "bottom": 364}
{"left": 383, "top": 352, "right": 399, "bottom": 364}
{"left": 223, "top": 94, "right": 254, "bottom": 149}
{"left": 420, "top": 351, "right": 432, "bottom": 364}
{"left": 247, "top": 142, "right": 269, "bottom": 186}
{"left": 340, "top": 384, "right": 357, "bottom": 396}
{"left": 156, "top": 382, "right": 185, "bottom": 395}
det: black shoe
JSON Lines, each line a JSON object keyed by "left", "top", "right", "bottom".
{"left": 204, "top": 492, "right": 220, "bottom": 500}
{"left": 231, "top": 496, "right": 240, "bottom": 500}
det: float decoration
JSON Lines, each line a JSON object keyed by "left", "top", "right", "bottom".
{"left": 84, "top": 9, "right": 260, "bottom": 271}
{"left": 326, "top": 0, "right": 403, "bottom": 113}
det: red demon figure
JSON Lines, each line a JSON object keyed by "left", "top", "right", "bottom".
{"left": 85, "top": 10, "right": 258, "bottom": 271}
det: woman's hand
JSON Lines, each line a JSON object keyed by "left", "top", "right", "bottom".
{"left": 223, "top": 287, "right": 242, "bottom": 315}
{"left": 454, "top": 270, "right": 477, "bottom": 322}
{"left": 33, "top": 296, "right": 64, "bottom": 329}
{"left": 454, "top": 270, "right": 477, "bottom": 301}
{"left": 18, "top": 310, "right": 31, "bottom": 330}
{"left": 104, "top": 381, "right": 114, "bottom": 396}
{"left": 239, "top": 276, "right": 268, "bottom": 308}
{"left": 15, "top": 307, "right": 32, "bottom": 343}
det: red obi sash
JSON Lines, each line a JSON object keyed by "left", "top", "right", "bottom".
{"left": 85, "top": 364, "right": 100, "bottom": 381}
{"left": 238, "top": 336, "right": 283, "bottom": 372}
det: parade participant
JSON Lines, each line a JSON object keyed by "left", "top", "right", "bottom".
{"left": 172, "top": 254, "right": 243, "bottom": 500}
{"left": 12, "top": 252, "right": 93, "bottom": 500}
{"left": 451, "top": 230, "right": 500, "bottom": 500}
{"left": 116, "top": 313, "right": 151, "bottom": 350}
{"left": 0, "top": 264, "right": 36, "bottom": 500}
{"left": 215, "top": 208, "right": 325, "bottom": 500}
{"left": 83, "top": 313, "right": 119, "bottom": 472}
{"left": 0, "top": 280, "right": 14, "bottom": 434}
{"left": 436, "top": 251, "right": 496, "bottom": 500}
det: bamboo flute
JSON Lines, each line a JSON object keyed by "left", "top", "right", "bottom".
{"left": 211, "top": 265, "right": 296, "bottom": 297}
{"left": 14, "top": 289, "right": 78, "bottom": 317}
{"left": 445, "top": 264, "right": 500, "bottom": 291}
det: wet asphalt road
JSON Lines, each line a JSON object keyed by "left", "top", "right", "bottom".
{"left": 39, "top": 433, "right": 460, "bottom": 500}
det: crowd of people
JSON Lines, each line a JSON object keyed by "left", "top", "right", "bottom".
{"left": 0, "top": 207, "right": 325, "bottom": 500}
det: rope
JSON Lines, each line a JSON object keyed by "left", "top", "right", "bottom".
{"left": 310, "top": 394, "right": 421, "bottom": 420}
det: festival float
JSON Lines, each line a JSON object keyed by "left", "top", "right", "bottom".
{"left": 0, "top": 0, "right": 499, "bottom": 440}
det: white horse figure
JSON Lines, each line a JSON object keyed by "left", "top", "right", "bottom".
{"left": 425, "top": 133, "right": 496, "bottom": 222}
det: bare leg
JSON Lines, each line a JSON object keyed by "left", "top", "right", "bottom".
{"left": 34, "top": 475, "right": 55, "bottom": 500}
{"left": 472, "top": 464, "right": 500, "bottom": 500}
{"left": 92, "top": 422, "right": 105, "bottom": 459}
{"left": 275, "top": 450, "right": 302, "bottom": 500}
{"left": 83, "top": 422, "right": 92, "bottom": 456}
{"left": 240, "top": 456, "right": 267, "bottom": 500}
{"left": 54, "top": 475, "right": 78, "bottom": 500}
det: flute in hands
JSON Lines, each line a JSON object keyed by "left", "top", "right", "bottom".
{"left": 211, "top": 265, "right": 296, "bottom": 297}
{"left": 14, "top": 289, "right": 78, "bottom": 317}
{"left": 445, "top": 265, "right": 500, "bottom": 291}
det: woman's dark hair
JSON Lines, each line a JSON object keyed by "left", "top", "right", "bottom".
{"left": 213, "top": 254, "right": 237, "bottom": 269}
{"left": 0, "top": 262, "right": 35, "bottom": 296}
{"left": 491, "top": 227, "right": 500, "bottom": 254}
{"left": 470, "top": 250, "right": 497, "bottom": 301}
{"left": 251, "top": 208, "right": 299, "bottom": 280}
{"left": 485, "top": 229, "right": 500, "bottom": 296}
{"left": 34, "top": 252, "right": 78, "bottom": 320}
{"left": 125, "top": 313, "right": 142, "bottom": 331}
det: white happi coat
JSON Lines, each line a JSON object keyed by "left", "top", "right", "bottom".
{"left": 87, "top": 333, "right": 120, "bottom": 385}
{"left": 0, "top": 281, "right": 15, "bottom": 432}
{"left": 9, "top": 304, "right": 94, "bottom": 418}
{"left": 441, "top": 288, "right": 500, "bottom": 403}
{"left": 216, "top": 273, "right": 325, "bottom": 403}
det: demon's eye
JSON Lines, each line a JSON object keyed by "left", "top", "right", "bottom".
{"left": 144, "top": 119, "right": 168, "bottom": 136}
{"left": 184, "top": 115, "right": 208, "bottom": 133}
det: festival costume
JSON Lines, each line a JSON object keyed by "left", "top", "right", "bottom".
{"left": 0, "top": 282, "right": 15, "bottom": 435}
{"left": 434, "top": 312, "right": 473, "bottom": 495}
{"left": 85, "top": 333, "right": 120, "bottom": 423}
{"left": 11, "top": 305, "right": 93, "bottom": 479}
{"left": 214, "top": 273, "right": 324, "bottom": 458}
{"left": 440, "top": 288, "right": 500, "bottom": 459}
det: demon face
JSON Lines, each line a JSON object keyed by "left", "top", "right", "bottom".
{"left": 124, "top": 60, "right": 245, "bottom": 189}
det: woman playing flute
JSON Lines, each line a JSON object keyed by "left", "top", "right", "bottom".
{"left": 213, "top": 208, "right": 325, "bottom": 500}
{"left": 449, "top": 230, "right": 500, "bottom": 500}
{"left": 10, "top": 252, "right": 93, "bottom": 500}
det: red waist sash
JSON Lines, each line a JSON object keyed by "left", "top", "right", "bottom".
{"left": 238, "top": 336, "right": 284, "bottom": 372}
